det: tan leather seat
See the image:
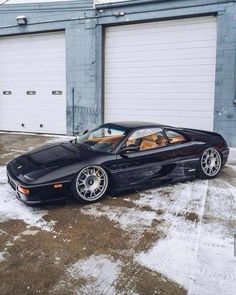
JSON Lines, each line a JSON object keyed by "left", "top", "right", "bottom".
{"left": 169, "top": 135, "right": 184, "bottom": 144}
{"left": 87, "top": 135, "right": 123, "bottom": 144}
{"left": 140, "top": 133, "right": 159, "bottom": 151}
{"left": 126, "top": 138, "right": 136, "bottom": 146}
{"left": 157, "top": 135, "right": 168, "bottom": 147}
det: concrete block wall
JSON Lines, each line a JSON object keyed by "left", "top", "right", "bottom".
{"left": 214, "top": 4, "right": 236, "bottom": 146}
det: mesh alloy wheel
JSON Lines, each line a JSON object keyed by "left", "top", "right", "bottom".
{"left": 74, "top": 166, "right": 108, "bottom": 202}
{"left": 199, "top": 148, "right": 222, "bottom": 178}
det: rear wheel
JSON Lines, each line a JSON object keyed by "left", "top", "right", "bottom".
{"left": 197, "top": 147, "right": 222, "bottom": 179}
{"left": 72, "top": 165, "right": 108, "bottom": 203}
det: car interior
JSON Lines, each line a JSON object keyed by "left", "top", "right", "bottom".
{"left": 139, "top": 133, "right": 167, "bottom": 151}
{"left": 85, "top": 134, "right": 125, "bottom": 150}
{"left": 126, "top": 132, "right": 168, "bottom": 151}
{"left": 165, "top": 130, "right": 185, "bottom": 145}
{"left": 85, "top": 129, "right": 185, "bottom": 152}
{"left": 126, "top": 130, "right": 185, "bottom": 151}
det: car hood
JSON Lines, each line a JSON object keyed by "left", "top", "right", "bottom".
{"left": 8, "top": 142, "right": 97, "bottom": 182}
{"left": 27, "top": 142, "right": 94, "bottom": 168}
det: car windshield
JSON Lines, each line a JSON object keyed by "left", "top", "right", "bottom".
{"left": 75, "top": 125, "right": 128, "bottom": 153}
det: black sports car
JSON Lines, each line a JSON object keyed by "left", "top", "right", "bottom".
{"left": 6, "top": 121, "right": 229, "bottom": 205}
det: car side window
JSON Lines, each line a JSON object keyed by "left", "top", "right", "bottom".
{"left": 126, "top": 128, "right": 168, "bottom": 152}
{"left": 165, "top": 130, "right": 186, "bottom": 144}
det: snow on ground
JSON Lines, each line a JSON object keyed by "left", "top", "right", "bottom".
{"left": 54, "top": 255, "right": 121, "bottom": 295}
{"left": 135, "top": 181, "right": 208, "bottom": 289}
{"left": 0, "top": 140, "right": 235, "bottom": 292}
{"left": 81, "top": 204, "right": 157, "bottom": 235}
{"left": 135, "top": 178, "right": 236, "bottom": 295}
{"left": 0, "top": 166, "right": 55, "bottom": 231}
{"left": 0, "top": 252, "right": 5, "bottom": 262}
{"left": 229, "top": 148, "right": 236, "bottom": 161}
{"left": 187, "top": 179, "right": 236, "bottom": 295}
{"left": 0, "top": 229, "right": 7, "bottom": 236}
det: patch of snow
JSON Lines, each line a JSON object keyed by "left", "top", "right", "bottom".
{"left": 0, "top": 166, "right": 7, "bottom": 183}
{"left": 131, "top": 187, "right": 173, "bottom": 211}
{"left": 0, "top": 151, "right": 16, "bottom": 159}
{"left": 0, "top": 252, "right": 6, "bottom": 262}
{"left": 55, "top": 255, "right": 120, "bottom": 295}
{"left": 136, "top": 181, "right": 208, "bottom": 289}
{"left": 188, "top": 179, "right": 236, "bottom": 295}
{"left": 81, "top": 204, "right": 157, "bottom": 234}
{"left": 21, "top": 229, "right": 39, "bottom": 236}
{"left": 0, "top": 166, "right": 55, "bottom": 232}
{"left": 229, "top": 148, "right": 236, "bottom": 161}
{"left": 135, "top": 179, "right": 236, "bottom": 295}
{"left": 0, "top": 149, "right": 28, "bottom": 159}
{"left": 0, "top": 229, "right": 7, "bottom": 236}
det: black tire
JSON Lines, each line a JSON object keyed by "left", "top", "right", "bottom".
{"left": 72, "top": 165, "right": 108, "bottom": 203}
{"left": 197, "top": 147, "right": 222, "bottom": 179}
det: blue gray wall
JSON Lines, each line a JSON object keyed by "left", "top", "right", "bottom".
{"left": 0, "top": 0, "right": 236, "bottom": 146}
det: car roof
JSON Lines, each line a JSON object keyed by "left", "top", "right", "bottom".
{"left": 103, "top": 121, "right": 171, "bottom": 129}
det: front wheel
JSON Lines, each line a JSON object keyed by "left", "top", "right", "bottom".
{"left": 72, "top": 165, "right": 108, "bottom": 203}
{"left": 197, "top": 147, "right": 222, "bottom": 179}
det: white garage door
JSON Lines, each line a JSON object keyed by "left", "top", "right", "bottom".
{"left": 0, "top": 32, "right": 66, "bottom": 134}
{"left": 105, "top": 16, "right": 217, "bottom": 130}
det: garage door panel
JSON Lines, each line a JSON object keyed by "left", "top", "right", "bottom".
{"left": 1, "top": 83, "right": 65, "bottom": 89}
{"left": 1, "top": 65, "right": 64, "bottom": 72}
{"left": 106, "top": 24, "right": 216, "bottom": 39}
{"left": 106, "top": 40, "right": 216, "bottom": 54}
{"left": 0, "top": 34, "right": 65, "bottom": 47}
{"left": 0, "top": 50, "right": 65, "bottom": 59}
{"left": 106, "top": 32, "right": 216, "bottom": 48}
{"left": 106, "top": 92, "right": 213, "bottom": 100}
{"left": 0, "top": 32, "right": 66, "bottom": 134}
{"left": 0, "top": 116, "right": 65, "bottom": 134}
{"left": 105, "top": 76, "right": 215, "bottom": 84}
{"left": 0, "top": 111, "right": 65, "bottom": 118}
{"left": 105, "top": 98, "right": 214, "bottom": 111}
{"left": 1, "top": 42, "right": 65, "bottom": 50}
{"left": 106, "top": 108, "right": 212, "bottom": 118}
{"left": 105, "top": 114, "right": 213, "bottom": 130}
{"left": 105, "top": 111, "right": 212, "bottom": 120}
{"left": 105, "top": 39, "right": 216, "bottom": 52}
{"left": 106, "top": 48, "right": 216, "bottom": 63}
{"left": 106, "top": 58, "right": 216, "bottom": 69}
{"left": 0, "top": 61, "right": 65, "bottom": 70}
{"left": 106, "top": 83, "right": 214, "bottom": 93}
{"left": 105, "top": 65, "right": 216, "bottom": 78}
{"left": 106, "top": 16, "right": 215, "bottom": 33}
{"left": 0, "top": 105, "right": 65, "bottom": 114}
{"left": 105, "top": 16, "right": 216, "bottom": 131}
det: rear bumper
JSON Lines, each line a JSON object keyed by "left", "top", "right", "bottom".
{"left": 6, "top": 165, "right": 70, "bottom": 205}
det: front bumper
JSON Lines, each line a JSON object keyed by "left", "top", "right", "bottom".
{"left": 6, "top": 165, "right": 71, "bottom": 205}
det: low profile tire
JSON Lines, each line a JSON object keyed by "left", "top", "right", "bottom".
{"left": 72, "top": 165, "right": 108, "bottom": 203}
{"left": 197, "top": 147, "right": 222, "bottom": 179}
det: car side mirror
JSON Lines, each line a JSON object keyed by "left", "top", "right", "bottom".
{"left": 121, "top": 144, "right": 139, "bottom": 154}
{"left": 83, "top": 130, "right": 89, "bottom": 135}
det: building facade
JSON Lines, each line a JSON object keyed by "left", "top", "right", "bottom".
{"left": 0, "top": 0, "right": 236, "bottom": 146}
